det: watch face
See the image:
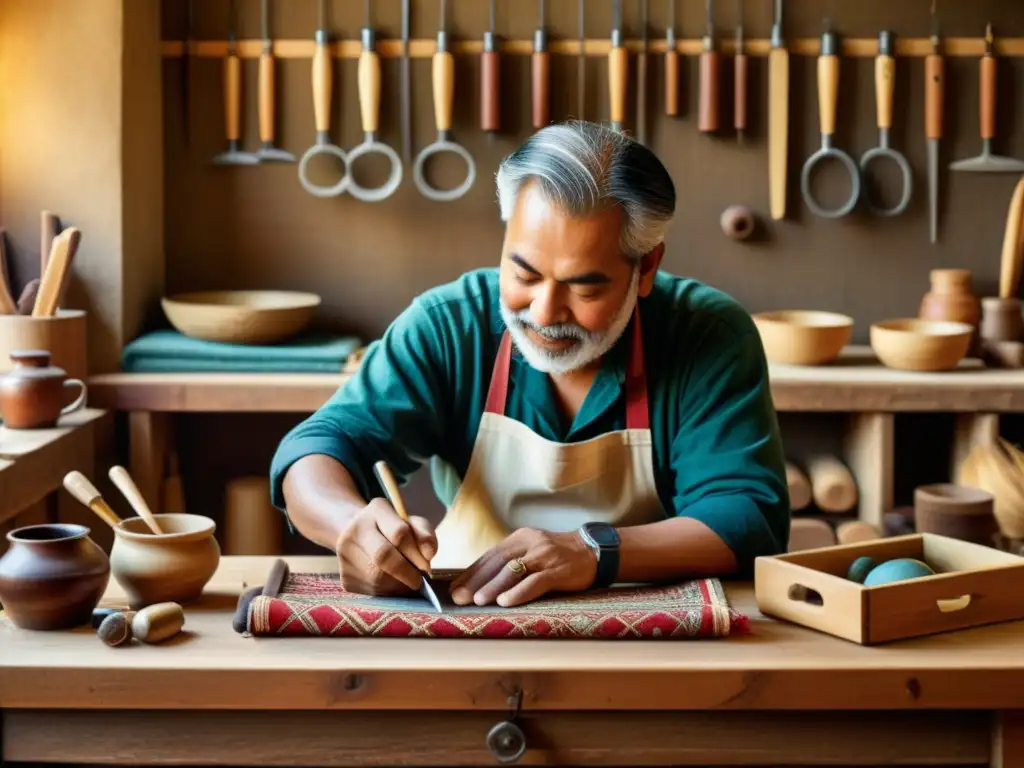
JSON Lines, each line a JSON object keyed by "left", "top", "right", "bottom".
{"left": 583, "top": 522, "right": 620, "bottom": 548}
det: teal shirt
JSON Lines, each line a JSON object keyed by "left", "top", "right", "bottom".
{"left": 269, "top": 268, "right": 790, "bottom": 575}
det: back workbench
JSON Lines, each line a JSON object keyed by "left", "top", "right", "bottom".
{"left": 1, "top": 555, "right": 1022, "bottom": 767}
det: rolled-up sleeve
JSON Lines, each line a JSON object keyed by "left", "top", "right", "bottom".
{"left": 269, "top": 296, "right": 452, "bottom": 511}
{"left": 669, "top": 318, "right": 790, "bottom": 575}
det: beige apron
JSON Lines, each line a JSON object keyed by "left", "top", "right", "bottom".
{"left": 431, "top": 308, "right": 666, "bottom": 572}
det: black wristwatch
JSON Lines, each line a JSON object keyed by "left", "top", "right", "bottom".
{"left": 578, "top": 522, "right": 621, "bottom": 590}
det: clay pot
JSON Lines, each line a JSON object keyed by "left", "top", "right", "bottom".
{"left": 0, "top": 349, "right": 87, "bottom": 429}
{"left": 980, "top": 297, "right": 1023, "bottom": 342}
{"left": 914, "top": 483, "right": 998, "bottom": 547}
{"left": 0, "top": 523, "right": 110, "bottom": 630}
{"left": 110, "top": 513, "right": 221, "bottom": 609}
{"left": 919, "top": 269, "right": 981, "bottom": 328}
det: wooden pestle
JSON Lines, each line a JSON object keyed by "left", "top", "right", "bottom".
{"left": 785, "top": 461, "right": 812, "bottom": 512}
{"left": 63, "top": 471, "right": 122, "bottom": 529}
{"left": 805, "top": 454, "right": 858, "bottom": 513}
{"left": 109, "top": 465, "right": 165, "bottom": 534}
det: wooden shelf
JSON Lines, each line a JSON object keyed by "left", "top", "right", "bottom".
{"left": 87, "top": 347, "right": 1024, "bottom": 414}
{"left": 160, "top": 36, "right": 1024, "bottom": 59}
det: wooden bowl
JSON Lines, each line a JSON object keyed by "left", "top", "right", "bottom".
{"left": 869, "top": 319, "right": 973, "bottom": 371}
{"left": 914, "top": 483, "right": 998, "bottom": 546}
{"left": 752, "top": 310, "right": 854, "bottom": 366}
{"left": 161, "top": 291, "right": 321, "bottom": 344}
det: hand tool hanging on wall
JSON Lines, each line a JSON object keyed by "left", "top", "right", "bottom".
{"left": 733, "top": 0, "right": 747, "bottom": 143}
{"left": 800, "top": 29, "right": 860, "bottom": 219}
{"left": 533, "top": 0, "right": 550, "bottom": 130}
{"left": 577, "top": 0, "right": 586, "bottom": 120}
{"left": 182, "top": 0, "right": 193, "bottom": 145}
{"left": 949, "top": 24, "right": 1024, "bottom": 174}
{"left": 925, "top": 1, "right": 943, "bottom": 243}
{"left": 767, "top": 0, "right": 788, "bottom": 220}
{"left": 298, "top": 0, "right": 351, "bottom": 197}
{"left": 698, "top": 0, "right": 719, "bottom": 133}
{"left": 636, "top": 0, "right": 649, "bottom": 145}
{"left": 413, "top": 0, "right": 477, "bottom": 202}
{"left": 401, "top": 0, "right": 412, "bottom": 165}
{"left": 347, "top": 0, "right": 404, "bottom": 202}
{"left": 664, "top": 0, "right": 678, "bottom": 117}
{"left": 608, "top": 0, "right": 627, "bottom": 133}
{"left": 481, "top": 0, "right": 500, "bottom": 135}
{"left": 257, "top": 0, "right": 295, "bottom": 163}
{"left": 859, "top": 31, "right": 912, "bottom": 216}
{"left": 212, "top": 0, "right": 259, "bottom": 166}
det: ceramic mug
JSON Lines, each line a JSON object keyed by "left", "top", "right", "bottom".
{"left": 0, "top": 350, "right": 87, "bottom": 429}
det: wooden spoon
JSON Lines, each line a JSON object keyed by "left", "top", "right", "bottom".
{"left": 63, "top": 470, "right": 122, "bottom": 530}
{"left": 108, "top": 465, "right": 165, "bottom": 534}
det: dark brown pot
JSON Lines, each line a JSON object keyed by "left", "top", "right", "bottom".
{"left": 914, "top": 483, "right": 998, "bottom": 547}
{"left": 0, "top": 523, "right": 110, "bottom": 630}
{"left": 980, "top": 297, "right": 1023, "bottom": 343}
{"left": 0, "top": 349, "right": 87, "bottom": 429}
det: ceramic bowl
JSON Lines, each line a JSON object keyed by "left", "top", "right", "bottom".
{"left": 752, "top": 310, "right": 854, "bottom": 366}
{"left": 869, "top": 319, "right": 973, "bottom": 371}
{"left": 914, "top": 483, "right": 998, "bottom": 546}
{"left": 110, "top": 514, "right": 221, "bottom": 609}
{"left": 161, "top": 290, "right": 321, "bottom": 344}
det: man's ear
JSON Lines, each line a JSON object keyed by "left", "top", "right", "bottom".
{"left": 637, "top": 243, "right": 665, "bottom": 297}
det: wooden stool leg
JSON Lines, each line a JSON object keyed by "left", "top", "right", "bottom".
{"left": 129, "top": 412, "right": 171, "bottom": 517}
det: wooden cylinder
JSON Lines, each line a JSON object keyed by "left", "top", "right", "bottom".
{"left": 0, "top": 308, "right": 87, "bottom": 410}
{"left": 224, "top": 476, "right": 283, "bottom": 556}
{"left": 806, "top": 454, "right": 858, "bottom": 513}
{"left": 835, "top": 520, "right": 882, "bottom": 545}
{"left": 788, "top": 518, "right": 836, "bottom": 552}
{"left": 786, "top": 461, "right": 812, "bottom": 512}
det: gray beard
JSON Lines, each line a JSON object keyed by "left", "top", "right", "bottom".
{"left": 499, "top": 268, "right": 640, "bottom": 374}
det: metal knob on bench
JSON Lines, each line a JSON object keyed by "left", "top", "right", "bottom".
{"left": 486, "top": 720, "right": 526, "bottom": 764}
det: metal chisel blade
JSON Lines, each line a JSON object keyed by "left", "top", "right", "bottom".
{"left": 928, "top": 138, "right": 939, "bottom": 244}
{"left": 418, "top": 576, "right": 445, "bottom": 613}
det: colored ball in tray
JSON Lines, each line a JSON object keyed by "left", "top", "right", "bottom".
{"left": 862, "top": 558, "right": 935, "bottom": 586}
{"left": 846, "top": 556, "right": 878, "bottom": 584}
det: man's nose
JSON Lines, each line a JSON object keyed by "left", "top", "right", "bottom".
{"left": 531, "top": 283, "right": 568, "bottom": 327}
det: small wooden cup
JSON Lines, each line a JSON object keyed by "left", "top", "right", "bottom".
{"left": 914, "top": 483, "right": 998, "bottom": 547}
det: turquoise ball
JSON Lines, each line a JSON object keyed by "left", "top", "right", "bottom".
{"left": 862, "top": 558, "right": 935, "bottom": 586}
{"left": 846, "top": 556, "right": 877, "bottom": 584}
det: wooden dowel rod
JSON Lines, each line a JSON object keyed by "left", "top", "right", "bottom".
{"left": 161, "top": 36, "right": 1024, "bottom": 59}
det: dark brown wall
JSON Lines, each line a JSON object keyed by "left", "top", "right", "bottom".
{"left": 161, "top": 0, "right": 1024, "bottom": 346}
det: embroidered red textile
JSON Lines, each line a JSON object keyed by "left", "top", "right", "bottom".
{"left": 236, "top": 563, "right": 749, "bottom": 639}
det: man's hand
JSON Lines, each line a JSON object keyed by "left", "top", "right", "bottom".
{"left": 336, "top": 498, "right": 437, "bottom": 595}
{"left": 449, "top": 528, "right": 598, "bottom": 607}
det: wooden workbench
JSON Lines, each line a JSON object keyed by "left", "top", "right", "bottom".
{"left": 2, "top": 555, "right": 1023, "bottom": 766}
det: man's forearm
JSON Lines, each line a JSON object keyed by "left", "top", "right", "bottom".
{"left": 616, "top": 516, "right": 738, "bottom": 582}
{"left": 281, "top": 454, "right": 369, "bottom": 551}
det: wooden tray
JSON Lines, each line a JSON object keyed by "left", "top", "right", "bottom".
{"left": 754, "top": 533, "right": 1024, "bottom": 644}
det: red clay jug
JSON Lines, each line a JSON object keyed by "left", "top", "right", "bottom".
{"left": 0, "top": 349, "right": 87, "bottom": 429}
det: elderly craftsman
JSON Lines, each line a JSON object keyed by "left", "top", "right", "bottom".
{"left": 271, "top": 120, "right": 789, "bottom": 608}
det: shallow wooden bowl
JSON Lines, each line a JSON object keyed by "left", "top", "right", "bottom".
{"left": 869, "top": 318, "right": 973, "bottom": 371}
{"left": 752, "top": 310, "right": 854, "bottom": 366}
{"left": 161, "top": 290, "right": 321, "bottom": 344}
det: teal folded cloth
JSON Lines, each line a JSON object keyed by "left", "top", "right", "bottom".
{"left": 121, "top": 330, "right": 363, "bottom": 373}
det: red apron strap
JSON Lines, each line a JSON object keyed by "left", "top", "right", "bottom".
{"left": 624, "top": 307, "right": 650, "bottom": 430}
{"left": 484, "top": 331, "right": 513, "bottom": 415}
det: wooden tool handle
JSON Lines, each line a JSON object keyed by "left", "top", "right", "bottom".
{"left": 481, "top": 51, "right": 500, "bottom": 131}
{"left": 373, "top": 461, "right": 410, "bottom": 521}
{"left": 224, "top": 52, "right": 242, "bottom": 141}
{"left": 817, "top": 54, "right": 839, "bottom": 137}
{"left": 63, "top": 471, "right": 122, "bottom": 529}
{"left": 109, "top": 465, "right": 165, "bottom": 534}
{"left": 924, "top": 54, "right": 943, "bottom": 141}
{"left": 608, "top": 45, "right": 628, "bottom": 125}
{"left": 33, "top": 228, "right": 80, "bottom": 317}
{"left": 768, "top": 47, "right": 789, "bottom": 221}
{"left": 40, "top": 210, "right": 58, "bottom": 274}
{"left": 664, "top": 49, "right": 679, "bottom": 116}
{"left": 531, "top": 51, "right": 550, "bottom": 129}
{"left": 999, "top": 177, "right": 1024, "bottom": 299}
{"left": 258, "top": 52, "right": 274, "bottom": 142}
{"left": 875, "top": 54, "right": 895, "bottom": 130}
{"left": 312, "top": 37, "right": 332, "bottom": 133}
{"left": 980, "top": 53, "right": 996, "bottom": 140}
{"left": 358, "top": 49, "right": 381, "bottom": 133}
{"left": 698, "top": 50, "right": 720, "bottom": 132}
{"left": 734, "top": 52, "right": 748, "bottom": 133}
{"left": 432, "top": 51, "right": 454, "bottom": 132}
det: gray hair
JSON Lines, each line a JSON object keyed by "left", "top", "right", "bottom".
{"left": 495, "top": 121, "right": 676, "bottom": 261}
